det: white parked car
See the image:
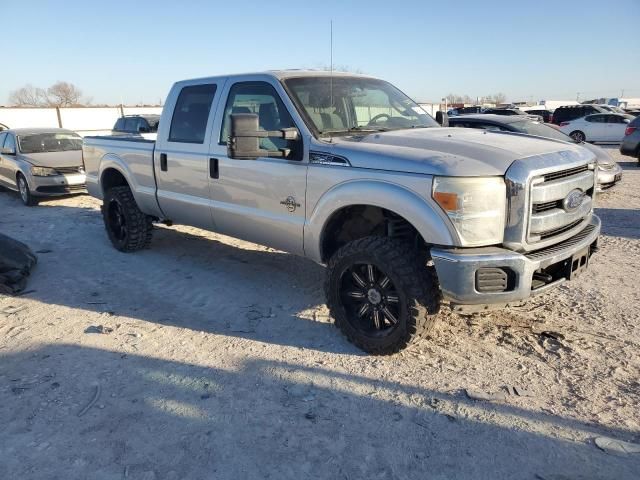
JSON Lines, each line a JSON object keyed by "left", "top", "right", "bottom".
{"left": 559, "top": 113, "right": 634, "bottom": 143}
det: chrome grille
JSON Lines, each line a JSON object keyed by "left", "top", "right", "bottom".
{"left": 54, "top": 166, "right": 84, "bottom": 174}
{"left": 504, "top": 148, "right": 597, "bottom": 253}
{"left": 543, "top": 165, "right": 588, "bottom": 182}
{"left": 528, "top": 165, "right": 595, "bottom": 244}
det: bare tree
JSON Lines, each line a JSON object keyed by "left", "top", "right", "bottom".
{"left": 46, "top": 81, "right": 85, "bottom": 107}
{"left": 485, "top": 92, "right": 507, "bottom": 105}
{"left": 8, "top": 81, "right": 90, "bottom": 107}
{"left": 8, "top": 84, "right": 48, "bottom": 106}
{"left": 446, "top": 93, "right": 474, "bottom": 104}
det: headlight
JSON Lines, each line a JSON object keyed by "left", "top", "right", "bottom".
{"left": 432, "top": 176, "right": 506, "bottom": 246}
{"left": 31, "top": 166, "right": 58, "bottom": 176}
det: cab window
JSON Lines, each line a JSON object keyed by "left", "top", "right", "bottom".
{"left": 169, "top": 84, "right": 217, "bottom": 144}
{"left": 220, "top": 82, "right": 301, "bottom": 160}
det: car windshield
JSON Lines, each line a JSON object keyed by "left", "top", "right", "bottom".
{"left": 510, "top": 120, "right": 573, "bottom": 142}
{"left": 284, "top": 76, "right": 438, "bottom": 136}
{"left": 18, "top": 132, "right": 83, "bottom": 154}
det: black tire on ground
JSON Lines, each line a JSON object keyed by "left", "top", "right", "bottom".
{"left": 325, "top": 236, "right": 441, "bottom": 355}
{"left": 17, "top": 174, "right": 38, "bottom": 206}
{"left": 102, "top": 186, "right": 153, "bottom": 252}
{"left": 569, "top": 130, "right": 586, "bottom": 142}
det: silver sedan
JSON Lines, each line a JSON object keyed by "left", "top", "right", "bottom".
{"left": 0, "top": 128, "right": 86, "bottom": 206}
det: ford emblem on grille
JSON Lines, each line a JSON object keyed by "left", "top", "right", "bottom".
{"left": 563, "top": 189, "right": 585, "bottom": 212}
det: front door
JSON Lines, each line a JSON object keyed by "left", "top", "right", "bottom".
{"left": 154, "top": 81, "right": 224, "bottom": 229}
{"left": 207, "top": 80, "right": 307, "bottom": 255}
{"left": 605, "top": 115, "right": 629, "bottom": 142}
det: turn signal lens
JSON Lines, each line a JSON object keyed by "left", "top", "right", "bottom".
{"left": 433, "top": 191, "right": 458, "bottom": 211}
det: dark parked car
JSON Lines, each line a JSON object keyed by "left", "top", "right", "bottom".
{"left": 620, "top": 116, "right": 640, "bottom": 164}
{"left": 551, "top": 104, "right": 608, "bottom": 125}
{"left": 449, "top": 114, "right": 622, "bottom": 190}
{"left": 446, "top": 106, "right": 484, "bottom": 116}
{"left": 113, "top": 115, "right": 160, "bottom": 134}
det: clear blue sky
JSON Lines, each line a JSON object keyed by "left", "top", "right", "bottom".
{"left": 3, "top": 0, "right": 639, "bottom": 105}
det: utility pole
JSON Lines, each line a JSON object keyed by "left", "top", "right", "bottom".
{"left": 576, "top": 92, "right": 580, "bottom": 102}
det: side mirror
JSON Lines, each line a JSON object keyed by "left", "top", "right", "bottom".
{"left": 228, "top": 113, "right": 299, "bottom": 160}
{"left": 435, "top": 111, "right": 449, "bottom": 127}
{"left": 0, "top": 146, "right": 16, "bottom": 155}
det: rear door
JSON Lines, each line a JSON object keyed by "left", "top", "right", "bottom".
{"left": 584, "top": 114, "right": 607, "bottom": 141}
{"left": 154, "top": 80, "right": 225, "bottom": 229}
{"left": 206, "top": 79, "right": 308, "bottom": 255}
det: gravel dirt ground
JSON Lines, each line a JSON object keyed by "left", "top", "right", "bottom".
{"left": 0, "top": 147, "right": 639, "bottom": 479}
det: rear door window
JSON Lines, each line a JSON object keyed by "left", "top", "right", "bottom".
{"left": 114, "top": 118, "right": 126, "bottom": 131}
{"left": 124, "top": 118, "right": 139, "bottom": 132}
{"left": 169, "top": 84, "right": 218, "bottom": 143}
{"left": 586, "top": 115, "right": 606, "bottom": 123}
{"left": 0, "top": 132, "right": 7, "bottom": 148}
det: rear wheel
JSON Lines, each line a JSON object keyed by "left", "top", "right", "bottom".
{"left": 570, "top": 130, "right": 586, "bottom": 142}
{"left": 17, "top": 174, "right": 38, "bottom": 206}
{"left": 102, "top": 186, "right": 153, "bottom": 252}
{"left": 325, "top": 236, "right": 441, "bottom": 355}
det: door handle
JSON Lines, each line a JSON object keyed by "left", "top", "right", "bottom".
{"left": 160, "top": 153, "right": 167, "bottom": 172}
{"left": 209, "top": 158, "right": 219, "bottom": 179}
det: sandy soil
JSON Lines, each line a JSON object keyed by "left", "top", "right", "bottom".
{"left": 1, "top": 147, "right": 639, "bottom": 479}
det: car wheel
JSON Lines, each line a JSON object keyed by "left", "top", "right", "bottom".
{"left": 570, "top": 131, "right": 586, "bottom": 142}
{"left": 102, "top": 186, "right": 153, "bottom": 252}
{"left": 17, "top": 174, "right": 38, "bottom": 206}
{"left": 325, "top": 236, "right": 441, "bottom": 355}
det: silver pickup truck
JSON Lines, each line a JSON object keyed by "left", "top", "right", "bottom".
{"left": 83, "top": 70, "right": 600, "bottom": 354}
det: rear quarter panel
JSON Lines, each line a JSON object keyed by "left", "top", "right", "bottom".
{"left": 83, "top": 137, "right": 162, "bottom": 217}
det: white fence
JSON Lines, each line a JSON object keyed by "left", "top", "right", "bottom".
{"left": 0, "top": 106, "right": 163, "bottom": 136}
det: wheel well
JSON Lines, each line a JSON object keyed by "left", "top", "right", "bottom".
{"left": 320, "top": 205, "right": 423, "bottom": 262}
{"left": 101, "top": 168, "right": 129, "bottom": 194}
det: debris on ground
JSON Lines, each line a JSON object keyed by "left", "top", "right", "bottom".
{"left": 595, "top": 436, "right": 640, "bottom": 455}
{"left": 465, "top": 388, "right": 507, "bottom": 402}
{"left": 0, "top": 233, "right": 37, "bottom": 295}
{"left": 84, "top": 325, "right": 114, "bottom": 334}
{"left": 78, "top": 383, "right": 102, "bottom": 417}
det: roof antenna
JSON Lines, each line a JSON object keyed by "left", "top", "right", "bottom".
{"left": 330, "top": 19, "right": 333, "bottom": 109}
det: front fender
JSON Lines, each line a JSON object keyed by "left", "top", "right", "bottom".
{"left": 305, "top": 179, "right": 458, "bottom": 263}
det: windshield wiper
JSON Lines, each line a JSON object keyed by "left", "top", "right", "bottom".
{"left": 320, "top": 126, "right": 389, "bottom": 135}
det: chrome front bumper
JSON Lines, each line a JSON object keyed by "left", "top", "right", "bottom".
{"left": 431, "top": 215, "right": 600, "bottom": 312}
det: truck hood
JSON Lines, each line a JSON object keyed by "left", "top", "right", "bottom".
{"left": 19, "top": 150, "right": 83, "bottom": 168}
{"left": 318, "top": 127, "right": 593, "bottom": 176}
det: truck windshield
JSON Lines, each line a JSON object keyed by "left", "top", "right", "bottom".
{"left": 18, "top": 132, "right": 83, "bottom": 154}
{"left": 284, "top": 76, "right": 438, "bottom": 136}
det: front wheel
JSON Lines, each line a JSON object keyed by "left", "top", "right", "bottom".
{"left": 325, "top": 236, "right": 441, "bottom": 355}
{"left": 102, "top": 186, "right": 153, "bottom": 252}
{"left": 17, "top": 174, "right": 38, "bottom": 206}
{"left": 570, "top": 130, "right": 586, "bottom": 142}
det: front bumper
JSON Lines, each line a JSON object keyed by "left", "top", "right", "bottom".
{"left": 596, "top": 164, "right": 623, "bottom": 191}
{"left": 431, "top": 215, "right": 600, "bottom": 312}
{"left": 29, "top": 173, "right": 87, "bottom": 197}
